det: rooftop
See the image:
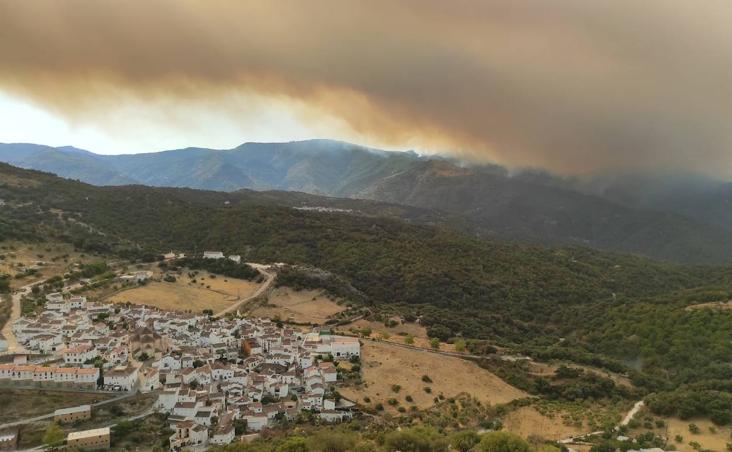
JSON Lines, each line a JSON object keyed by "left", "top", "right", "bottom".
{"left": 67, "top": 427, "right": 110, "bottom": 441}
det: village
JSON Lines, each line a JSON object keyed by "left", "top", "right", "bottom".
{"left": 0, "top": 252, "right": 361, "bottom": 450}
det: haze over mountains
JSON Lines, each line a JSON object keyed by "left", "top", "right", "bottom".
{"left": 2, "top": 139, "right": 732, "bottom": 264}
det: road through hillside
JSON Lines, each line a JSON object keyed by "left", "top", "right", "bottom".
{"left": 1, "top": 281, "right": 39, "bottom": 355}
{"left": 214, "top": 264, "right": 275, "bottom": 317}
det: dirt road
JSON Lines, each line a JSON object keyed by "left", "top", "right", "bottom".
{"left": 214, "top": 264, "right": 276, "bottom": 317}
{"left": 1, "top": 281, "right": 38, "bottom": 354}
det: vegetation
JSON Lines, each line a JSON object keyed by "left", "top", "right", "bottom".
{"left": 6, "top": 164, "right": 732, "bottom": 422}
{"left": 177, "top": 256, "right": 260, "bottom": 281}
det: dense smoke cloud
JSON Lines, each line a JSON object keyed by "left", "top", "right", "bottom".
{"left": 2, "top": 0, "right": 732, "bottom": 175}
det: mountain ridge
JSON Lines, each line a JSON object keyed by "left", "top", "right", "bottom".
{"left": 2, "top": 140, "right": 732, "bottom": 264}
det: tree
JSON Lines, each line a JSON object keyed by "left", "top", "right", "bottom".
{"left": 476, "top": 432, "right": 531, "bottom": 452}
{"left": 430, "top": 338, "right": 440, "bottom": 349}
{"left": 450, "top": 430, "right": 481, "bottom": 452}
{"left": 43, "top": 422, "right": 65, "bottom": 446}
{"left": 276, "top": 436, "right": 309, "bottom": 452}
{"left": 307, "top": 431, "right": 357, "bottom": 452}
{"left": 454, "top": 339, "right": 466, "bottom": 352}
{"left": 383, "top": 426, "right": 448, "bottom": 452}
{"left": 405, "top": 335, "right": 415, "bottom": 345}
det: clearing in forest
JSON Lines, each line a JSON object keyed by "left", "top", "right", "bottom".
{"left": 250, "top": 287, "right": 345, "bottom": 324}
{"left": 340, "top": 340, "right": 526, "bottom": 412}
{"left": 107, "top": 272, "right": 260, "bottom": 313}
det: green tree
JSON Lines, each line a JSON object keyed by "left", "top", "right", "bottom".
{"left": 43, "top": 422, "right": 65, "bottom": 446}
{"left": 383, "top": 426, "right": 448, "bottom": 452}
{"left": 450, "top": 430, "right": 481, "bottom": 452}
{"left": 476, "top": 431, "right": 531, "bottom": 452}
{"left": 276, "top": 436, "right": 309, "bottom": 452}
{"left": 307, "top": 431, "right": 357, "bottom": 452}
{"left": 454, "top": 339, "right": 466, "bottom": 352}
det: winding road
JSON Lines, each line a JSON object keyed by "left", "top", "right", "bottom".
{"left": 214, "top": 264, "right": 276, "bottom": 317}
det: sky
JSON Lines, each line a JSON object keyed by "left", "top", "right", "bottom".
{"left": 2, "top": 1, "right": 732, "bottom": 177}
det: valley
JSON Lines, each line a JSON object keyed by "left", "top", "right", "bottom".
{"left": 0, "top": 163, "right": 731, "bottom": 451}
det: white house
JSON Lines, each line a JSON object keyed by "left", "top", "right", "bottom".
{"left": 203, "top": 251, "right": 225, "bottom": 260}
{"left": 104, "top": 365, "right": 139, "bottom": 391}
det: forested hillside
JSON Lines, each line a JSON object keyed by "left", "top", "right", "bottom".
{"left": 4, "top": 141, "right": 732, "bottom": 264}
{"left": 4, "top": 163, "right": 732, "bottom": 422}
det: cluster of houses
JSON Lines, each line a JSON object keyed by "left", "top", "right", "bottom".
{"left": 3, "top": 290, "right": 360, "bottom": 448}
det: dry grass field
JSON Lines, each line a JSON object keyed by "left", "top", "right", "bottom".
{"left": 250, "top": 287, "right": 345, "bottom": 324}
{"left": 527, "top": 361, "right": 633, "bottom": 388}
{"left": 340, "top": 340, "right": 527, "bottom": 412}
{"left": 626, "top": 414, "right": 732, "bottom": 452}
{"left": 0, "top": 389, "right": 114, "bottom": 423}
{"left": 663, "top": 417, "right": 732, "bottom": 451}
{"left": 344, "top": 319, "right": 459, "bottom": 351}
{"left": 503, "top": 406, "right": 587, "bottom": 441}
{"left": 0, "top": 242, "right": 90, "bottom": 289}
{"left": 107, "top": 272, "right": 260, "bottom": 313}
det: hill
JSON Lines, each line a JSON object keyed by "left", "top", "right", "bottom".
{"left": 4, "top": 163, "right": 732, "bottom": 422}
{"left": 3, "top": 141, "right": 732, "bottom": 264}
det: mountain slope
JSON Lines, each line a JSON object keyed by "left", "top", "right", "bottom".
{"left": 6, "top": 163, "right": 732, "bottom": 417}
{"left": 361, "top": 160, "right": 732, "bottom": 264}
{"left": 0, "top": 162, "right": 723, "bottom": 336}
{"left": 2, "top": 140, "right": 732, "bottom": 264}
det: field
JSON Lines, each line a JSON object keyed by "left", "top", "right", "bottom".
{"left": 0, "top": 389, "right": 115, "bottom": 424}
{"left": 527, "top": 361, "right": 633, "bottom": 388}
{"left": 0, "top": 242, "right": 92, "bottom": 290}
{"left": 626, "top": 411, "right": 732, "bottom": 452}
{"left": 663, "top": 417, "right": 732, "bottom": 451}
{"left": 14, "top": 393, "right": 157, "bottom": 449}
{"left": 250, "top": 287, "right": 345, "bottom": 324}
{"left": 503, "top": 406, "right": 587, "bottom": 441}
{"left": 340, "top": 340, "right": 527, "bottom": 412}
{"left": 106, "top": 271, "right": 260, "bottom": 313}
{"left": 343, "top": 319, "right": 459, "bottom": 351}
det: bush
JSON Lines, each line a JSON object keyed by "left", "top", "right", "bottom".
{"left": 476, "top": 431, "right": 531, "bottom": 452}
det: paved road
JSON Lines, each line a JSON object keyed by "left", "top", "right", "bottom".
{"left": 215, "top": 264, "right": 276, "bottom": 317}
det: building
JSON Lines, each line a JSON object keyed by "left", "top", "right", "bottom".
{"left": 0, "top": 430, "right": 18, "bottom": 450}
{"left": 104, "top": 365, "right": 139, "bottom": 391}
{"left": 54, "top": 405, "right": 92, "bottom": 423}
{"left": 203, "top": 251, "right": 225, "bottom": 259}
{"left": 66, "top": 427, "right": 110, "bottom": 450}
{"left": 228, "top": 255, "right": 241, "bottom": 264}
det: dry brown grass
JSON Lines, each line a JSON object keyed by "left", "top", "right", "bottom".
{"left": 527, "top": 361, "right": 633, "bottom": 388}
{"left": 0, "top": 242, "right": 91, "bottom": 289}
{"left": 685, "top": 300, "right": 732, "bottom": 311}
{"left": 627, "top": 415, "right": 732, "bottom": 452}
{"left": 503, "top": 406, "right": 587, "bottom": 441}
{"left": 250, "top": 287, "right": 345, "bottom": 324}
{"left": 340, "top": 340, "right": 526, "bottom": 412}
{"left": 107, "top": 272, "right": 260, "bottom": 313}
{"left": 344, "top": 319, "right": 459, "bottom": 351}
{"left": 664, "top": 417, "right": 732, "bottom": 452}
{"left": 0, "top": 389, "right": 114, "bottom": 423}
